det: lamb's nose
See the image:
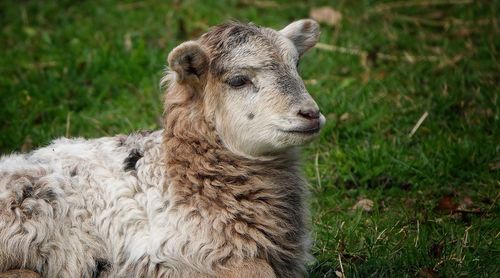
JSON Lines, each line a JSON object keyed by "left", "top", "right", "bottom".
{"left": 298, "top": 108, "right": 320, "bottom": 120}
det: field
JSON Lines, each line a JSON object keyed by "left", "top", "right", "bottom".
{"left": 1, "top": 0, "right": 498, "bottom": 277}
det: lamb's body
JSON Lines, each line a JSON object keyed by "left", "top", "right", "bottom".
{"left": 0, "top": 129, "right": 310, "bottom": 277}
{"left": 0, "top": 131, "right": 167, "bottom": 276}
{"left": 0, "top": 20, "right": 324, "bottom": 277}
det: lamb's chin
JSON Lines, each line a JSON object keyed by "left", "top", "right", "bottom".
{"left": 265, "top": 135, "right": 318, "bottom": 153}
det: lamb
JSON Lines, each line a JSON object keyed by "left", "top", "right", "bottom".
{"left": 0, "top": 19, "right": 325, "bottom": 278}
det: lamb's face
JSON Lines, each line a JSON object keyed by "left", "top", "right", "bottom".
{"left": 167, "top": 20, "right": 325, "bottom": 158}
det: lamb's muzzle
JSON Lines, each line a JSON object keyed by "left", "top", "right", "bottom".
{"left": 285, "top": 98, "right": 326, "bottom": 135}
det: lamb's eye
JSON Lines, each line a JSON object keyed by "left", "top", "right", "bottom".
{"left": 227, "top": 75, "right": 251, "bottom": 88}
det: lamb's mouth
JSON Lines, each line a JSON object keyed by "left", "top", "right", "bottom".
{"left": 280, "top": 126, "right": 321, "bottom": 135}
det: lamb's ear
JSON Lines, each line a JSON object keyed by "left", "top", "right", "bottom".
{"left": 280, "top": 19, "right": 320, "bottom": 56}
{"left": 168, "top": 41, "right": 209, "bottom": 84}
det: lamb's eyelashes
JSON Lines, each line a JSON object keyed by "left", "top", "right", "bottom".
{"left": 226, "top": 75, "right": 252, "bottom": 88}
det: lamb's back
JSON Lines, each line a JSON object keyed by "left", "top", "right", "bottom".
{"left": 0, "top": 130, "right": 167, "bottom": 276}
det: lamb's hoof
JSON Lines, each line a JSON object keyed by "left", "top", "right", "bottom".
{"left": 0, "top": 270, "right": 40, "bottom": 278}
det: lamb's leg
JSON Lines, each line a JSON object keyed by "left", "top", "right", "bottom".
{"left": 217, "top": 260, "right": 276, "bottom": 278}
{"left": 0, "top": 269, "right": 40, "bottom": 278}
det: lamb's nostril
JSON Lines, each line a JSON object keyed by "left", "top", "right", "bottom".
{"left": 298, "top": 108, "right": 320, "bottom": 120}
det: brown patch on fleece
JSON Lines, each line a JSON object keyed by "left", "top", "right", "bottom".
{"left": 217, "top": 259, "right": 276, "bottom": 278}
{"left": 162, "top": 77, "right": 310, "bottom": 277}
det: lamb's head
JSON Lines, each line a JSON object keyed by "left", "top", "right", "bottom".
{"left": 167, "top": 20, "right": 325, "bottom": 158}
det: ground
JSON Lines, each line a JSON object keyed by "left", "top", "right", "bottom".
{"left": 0, "top": 0, "right": 498, "bottom": 277}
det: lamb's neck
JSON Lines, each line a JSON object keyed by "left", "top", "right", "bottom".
{"left": 162, "top": 101, "right": 309, "bottom": 270}
{"left": 162, "top": 102, "right": 304, "bottom": 208}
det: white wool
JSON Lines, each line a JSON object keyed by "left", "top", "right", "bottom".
{"left": 1, "top": 131, "right": 175, "bottom": 276}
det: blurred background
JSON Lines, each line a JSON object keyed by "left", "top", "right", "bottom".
{"left": 0, "top": 0, "right": 498, "bottom": 277}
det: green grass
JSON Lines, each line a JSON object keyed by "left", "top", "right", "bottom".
{"left": 1, "top": 0, "right": 498, "bottom": 277}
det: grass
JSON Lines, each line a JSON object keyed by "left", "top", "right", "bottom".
{"left": 1, "top": 0, "right": 498, "bottom": 277}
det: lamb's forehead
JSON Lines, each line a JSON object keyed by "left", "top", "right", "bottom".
{"left": 200, "top": 22, "right": 298, "bottom": 75}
